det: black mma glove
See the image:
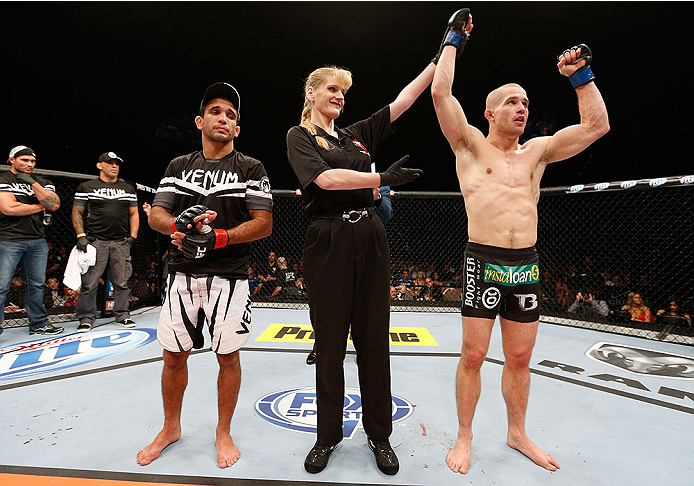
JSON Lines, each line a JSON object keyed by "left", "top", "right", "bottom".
{"left": 15, "top": 172, "right": 36, "bottom": 185}
{"left": 172, "top": 205, "right": 209, "bottom": 234}
{"left": 125, "top": 236, "right": 136, "bottom": 247}
{"left": 76, "top": 236, "right": 89, "bottom": 253}
{"left": 379, "top": 156, "right": 422, "bottom": 187}
{"left": 181, "top": 225, "right": 229, "bottom": 259}
{"left": 433, "top": 8, "right": 471, "bottom": 64}
{"left": 557, "top": 44, "right": 594, "bottom": 88}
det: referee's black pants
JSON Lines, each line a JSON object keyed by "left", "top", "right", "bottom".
{"left": 303, "top": 213, "right": 392, "bottom": 446}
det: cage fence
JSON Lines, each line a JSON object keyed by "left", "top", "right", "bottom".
{"left": 3, "top": 168, "right": 692, "bottom": 346}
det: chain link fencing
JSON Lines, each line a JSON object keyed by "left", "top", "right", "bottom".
{"left": 251, "top": 176, "right": 694, "bottom": 346}
{"left": 1, "top": 166, "right": 160, "bottom": 329}
{"left": 3, "top": 167, "right": 692, "bottom": 346}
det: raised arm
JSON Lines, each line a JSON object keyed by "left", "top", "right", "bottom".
{"left": 389, "top": 63, "right": 436, "bottom": 122}
{"left": 539, "top": 44, "right": 610, "bottom": 164}
{"left": 431, "top": 10, "right": 480, "bottom": 153}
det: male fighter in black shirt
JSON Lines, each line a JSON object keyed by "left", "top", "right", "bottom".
{"left": 72, "top": 151, "right": 139, "bottom": 332}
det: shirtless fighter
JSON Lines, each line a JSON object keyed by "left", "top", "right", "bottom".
{"left": 431, "top": 9, "right": 609, "bottom": 474}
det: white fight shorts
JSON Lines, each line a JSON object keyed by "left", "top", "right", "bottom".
{"left": 158, "top": 272, "right": 251, "bottom": 354}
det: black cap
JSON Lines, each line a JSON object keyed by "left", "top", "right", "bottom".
{"left": 98, "top": 151, "right": 124, "bottom": 163}
{"left": 8, "top": 145, "right": 36, "bottom": 161}
{"left": 200, "top": 82, "right": 241, "bottom": 119}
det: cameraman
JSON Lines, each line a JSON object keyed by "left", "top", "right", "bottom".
{"left": 568, "top": 289, "right": 609, "bottom": 317}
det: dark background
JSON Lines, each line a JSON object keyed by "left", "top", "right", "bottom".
{"left": 1, "top": 2, "right": 688, "bottom": 190}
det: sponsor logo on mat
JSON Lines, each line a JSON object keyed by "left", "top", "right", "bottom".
{"left": 255, "top": 324, "right": 438, "bottom": 346}
{"left": 255, "top": 387, "right": 415, "bottom": 438}
{"left": 585, "top": 342, "right": 694, "bottom": 380}
{"left": 0, "top": 329, "right": 157, "bottom": 380}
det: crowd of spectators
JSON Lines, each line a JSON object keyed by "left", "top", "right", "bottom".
{"left": 243, "top": 252, "right": 692, "bottom": 330}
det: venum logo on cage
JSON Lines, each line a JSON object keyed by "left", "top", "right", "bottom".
{"left": 255, "top": 387, "right": 415, "bottom": 439}
{"left": 648, "top": 177, "right": 667, "bottom": 187}
{"left": 620, "top": 180, "right": 638, "bottom": 189}
{"left": 594, "top": 182, "right": 610, "bottom": 191}
{"left": 482, "top": 287, "right": 501, "bottom": 309}
{"left": 569, "top": 184, "right": 585, "bottom": 193}
{"left": 679, "top": 175, "right": 694, "bottom": 185}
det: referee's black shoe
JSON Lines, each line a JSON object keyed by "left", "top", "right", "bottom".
{"left": 368, "top": 437, "right": 399, "bottom": 475}
{"left": 304, "top": 442, "right": 337, "bottom": 473}
{"left": 306, "top": 347, "right": 316, "bottom": 365}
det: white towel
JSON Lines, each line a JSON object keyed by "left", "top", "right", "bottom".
{"left": 63, "top": 244, "right": 97, "bottom": 291}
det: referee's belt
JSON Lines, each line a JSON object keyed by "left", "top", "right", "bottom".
{"left": 312, "top": 208, "right": 373, "bottom": 223}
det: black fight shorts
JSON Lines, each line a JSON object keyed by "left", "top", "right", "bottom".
{"left": 461, "top": 242, "right": 541, "bottom": 323}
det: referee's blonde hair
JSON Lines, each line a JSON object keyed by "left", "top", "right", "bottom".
{"left": 300, "top": 66, "right": 353, "bottom": 150}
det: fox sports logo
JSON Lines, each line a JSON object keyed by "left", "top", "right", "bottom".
{"left": 255, "top": 387, "right": 415, "bottom": 439}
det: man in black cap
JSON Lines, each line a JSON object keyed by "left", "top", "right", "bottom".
{"left": 72, "top": 151, "right": 139, "bottom": 332}
{"left": 0, "top": 145, "right": 63, "bottom": 336}
{"left": 137, "top": 82, "right": 272, "bottom": 468}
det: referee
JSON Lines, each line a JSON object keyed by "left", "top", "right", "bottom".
{"left": 72, "top": 152, "right": 139, "bottom": 332}
{"left": 287, "top": 62, "right": 433, "bottom": 475}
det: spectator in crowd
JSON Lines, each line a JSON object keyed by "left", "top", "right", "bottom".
{"left": 442, "top": 286, "right": 462, "bottom": 301}
{"left": 0, "top": 145, "right": 63, "bottom": 336}
{"left": 432, "top": 271, "right": 447, "bottom": 288}
{"left": 257, "top": 250, "right": 279, "bottom": 296}
{"left": 5, "top": 276, "right": 27, "bottom": 313}
{"left": 568, "top": 290, "right": 609, "bottom": 317}
{"left": 390, "top": 284, "right": 414, "bottom": 301}
{"left": 271, "top": 256, "right": 290, "bottom": 298}
{"left": 46, "top": 242, "right": 69, "bottom": 279}
{"left": 247, "top": 266, "right": 261, "bottom": 297}
{"left": 395, "top": 269, "right": 414, "bottom": 289}
{"left": 555, "top": 276, "right": 571, "bottom": 310}
{"left": 278, "top": 256, "right": 305, "bottom": 300}
{"left": 412, "top": 270, "right": 427, "bottom": 299}
{"left": 63, "top": 285, "right": 79, "bottom": 307}
{"left": 72, "top": 151, "right": 139, "bottom": 332}
{"left": 656, "top": 298, "right": 691, "bottom": 325}
{"left": 621, "top": 292, "right": 653, "bottom": 322}
{"left": 44, "top": 277, "right": 67, "bottom": 309}
{"left": 420, "top": 277, "right": 442, "bottom": 301}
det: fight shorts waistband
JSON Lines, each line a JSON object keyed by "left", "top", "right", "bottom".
{"left": 465, "top": 242, "right": 538, "bottom": 262}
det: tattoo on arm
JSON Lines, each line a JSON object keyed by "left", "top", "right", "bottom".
{"left": 72, "top": 206, "right": 85, "bottom": 234}
{"left": 39, "top": 192, "right": 60, "bottom": 211}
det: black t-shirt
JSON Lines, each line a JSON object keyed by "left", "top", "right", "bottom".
{"left": 152, "top": 150, "right": 273, "bottom": 279}
{"left": 0, "top": 171, "right": 55, "bottom": 241}
{"left": 286, "top": 105, "right": 394, "bottom": 214}
{"left": 73, "top": 178, "right": 138, "bottom": 240}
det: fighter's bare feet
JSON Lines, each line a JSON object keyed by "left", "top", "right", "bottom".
{"left": 137, "top": 427, "right": 181, "bottom": 466}
{"left": 507, "top": 433, "right": 559, "bottom": 471}
{"left": 215, "top": 433, "right": 240, "bottom": 468}
{"left": 446, "top": 432, "right": 473, "bottom": 474}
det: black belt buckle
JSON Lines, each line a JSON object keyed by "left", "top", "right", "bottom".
{"left": 343, "top": 209, "right": 367, "bottom": 223}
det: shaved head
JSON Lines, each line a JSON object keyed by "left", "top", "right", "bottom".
{"left": 485, "top": 83, "right": 526, "bottom": 110}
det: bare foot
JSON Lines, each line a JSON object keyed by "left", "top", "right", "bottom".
{"left": 137, "top": 427, "right": 181, "bottom": 466}
{"left": 215, "top": 433, "right": 240, "bottom": 468}
{"left": 507, "top": 434, "right": 559, "bottom": 471}
{"left": 446, "top": 434, "right": 472, "bottom": 474}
